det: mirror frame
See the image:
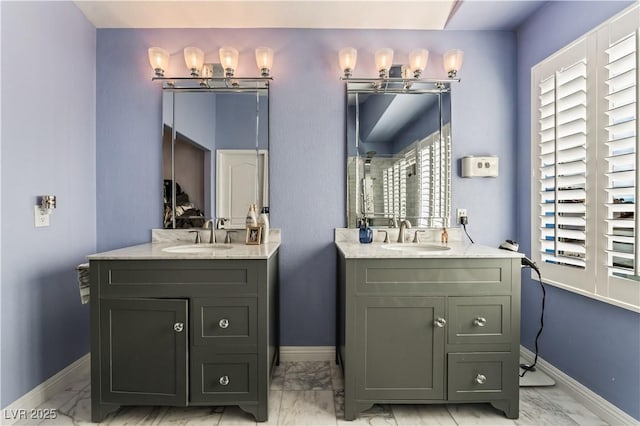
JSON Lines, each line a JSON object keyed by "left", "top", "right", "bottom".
{"left": 161, "top": 79, "right": 270, "bottom": 229}
{"left": 345, "top": 79, "right": 453, "bottom": 228}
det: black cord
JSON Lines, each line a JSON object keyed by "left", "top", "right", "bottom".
{"left": 462, "top": 223, "right": 474, "bottom": 243}
{"left": 520, "top": 264, "right": 545, "bottom": 378}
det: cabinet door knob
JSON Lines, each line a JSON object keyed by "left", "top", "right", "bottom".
{"left": 219, "top": 375, "right": 230, "bottom": 386}
{"left": 173, "top": 322, "right": 184, "bottom": 333}
{"left": 475, "top": 374, "right": 487, "bottom": 384}
{"left": 434, "top": 317, "right": 447, "bottom": 328}
{"left": 218, "top": 318, "right": 230, "bottom": 329}
{"left": 474, "top": 317, "right": 487, "bottom": 327}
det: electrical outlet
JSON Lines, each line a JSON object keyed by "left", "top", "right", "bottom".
{"left": 34, "top": 206, "right": 50, "bottom": 227}
{"left": 457, "top": 208, "right": 468, "bottom": 224}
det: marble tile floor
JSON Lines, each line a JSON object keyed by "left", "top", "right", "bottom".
{"left": 12, "top": 361, "right": 607, "bottom": 426}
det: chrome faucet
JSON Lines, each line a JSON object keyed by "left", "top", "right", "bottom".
{"left": 397, "top": 220, "right": 412, "bottom": 243}
{"left": 203, "top": 219, "right": 215, "bottom": 243}
{"left": 413, "top": 230, "right": 427, "bottom": 243}
{"left": 224, "top": 230, "right": 238, "bottom": 244}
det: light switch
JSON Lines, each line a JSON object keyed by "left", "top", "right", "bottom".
{"left": 461, "top": 156, "right": 499, "bottom": 178}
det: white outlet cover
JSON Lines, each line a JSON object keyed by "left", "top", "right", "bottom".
{"left": 34, "top": 206, "right": 50, "bottom": 227}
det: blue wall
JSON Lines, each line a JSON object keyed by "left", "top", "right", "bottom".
{"left": 96, "top": 28, "right": 517, "bottom": 346}
{"left": 515, "top": 1, "right": 639, "bottom": 420}
{"left": 0, "top": 1, "right": 96, "bottom": 407}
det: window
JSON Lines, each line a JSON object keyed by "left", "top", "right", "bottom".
{"left": 532, "top": 4, "right": 639, "bottom": 311}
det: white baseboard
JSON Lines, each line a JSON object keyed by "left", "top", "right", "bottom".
{"left": 2, "top": 353, "right": 90, "bottom": 425}
{"left": 520, "top": 346, "right": 638, "bottom": 425}
{"left": 279, "top": 346, "right": 335, "bottom": 362}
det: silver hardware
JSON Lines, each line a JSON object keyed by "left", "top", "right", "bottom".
{"left": 474, "top": 317, "right": 487, "bottom": 327}
{"left": 173, "top": 322, "right": 184, "bottom": 332}
{"left": 218, "top": 318, "right": 230, "bottom": 329}
{"left": 475, "top": 374, "right": 487, "bottom": 384}
{"left": 219, "top": 375, "right": 230, "bottom": 386}
{"left": 39, "top": 195, "right": 56, "bottom": 211}
{"left": 434, "top": 317, "right": 446, "bottom": 328}
{"left": 378, "top": 230, "right": 390, "bottom": 243}
{"left": 413, "top": 230, "right": 427, "bottom": 243}
{"left": 397, "top": 220, "right": 412, "bottom": 243}
{"left": 224, "top": 230, "right": 238, "bottom": 244}
{"left": 189, "top": 230, "right": 201, "bottom": 244}
{"left": 203, "top": 219, "right": 215, "bottom": 243}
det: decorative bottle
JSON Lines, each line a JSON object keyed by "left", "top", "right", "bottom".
{"left": 246, "top": 204, "right": 257, "bottom": 228}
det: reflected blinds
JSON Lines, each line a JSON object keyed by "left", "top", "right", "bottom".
{"left": 538, "top": 60, "right": 588, "bottom": 268}
{"left": 604, "top": 30, "right": 638, "bottom": 280}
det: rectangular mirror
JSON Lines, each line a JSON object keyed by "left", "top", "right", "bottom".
{"left": 162, "top": 85, "right": 269, "bottom": 228}
{"left": 346, "top": 81, "right": 452, "bottom": 228}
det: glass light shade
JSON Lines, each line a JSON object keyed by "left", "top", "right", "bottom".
{"left": 255, "top": 47, "right": 274, "bottom": 77}
{"left": 148, "top": 47, "right": 170, "bottom": 77}
{"left": 338, "top": 47, "right": 357, "bottom": 78}
{"left": 183, "top": 47, "right": 204, "bottom": 76}
{"left": 443, "top": 49, "right": 464, "bottom": 78}
{"left": 219, "top": 47, "right": 239, "bottom": 77}
{"left": 375, "top": 48, "right": 394, "bottom": 77}
{"left": 409, "top": 49, "right": 429, "bottom": 77}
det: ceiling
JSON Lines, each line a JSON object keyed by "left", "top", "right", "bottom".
{"left": 74, "top": 0, "right": 546, "bottom": 31}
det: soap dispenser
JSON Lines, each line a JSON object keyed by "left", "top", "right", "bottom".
{"left": 258, "top": 207, "right": 270, "bottom": 244}
{"left": 359, "top": 219, "right": 373, "bottom": 244}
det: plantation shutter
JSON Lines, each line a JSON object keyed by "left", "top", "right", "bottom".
{"left": 538, "top": 60, "right": 588, "bottom": 268}
{"left": 604, "top": 30, "right": 638, "bottom": 280}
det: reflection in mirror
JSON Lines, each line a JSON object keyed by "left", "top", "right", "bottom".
{"left": 162, "top": 86, "right": 269, "bottom": 229}
{"left": 346, "top": 81, "right": 451, "bottom": 228}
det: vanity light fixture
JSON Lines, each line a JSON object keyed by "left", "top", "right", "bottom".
{"left": 375, "top": 48, "right": 394, "bottom": 78}
{"left": 339, "top": 47, "right": 358, "bottom": 78}
{"left": 219, "top": 46, "right": 239, "bottom": 78}
{"left": 409, "top": 49, "right": 429, "bottom": 78}
{"left": 148, "top": 47, "right": 170, "bottom": 77}
{"left": 255, "top": 47, "right": 274, "bottom": 77}
{"left": 443, "top": 49, "right": 464, "bottom": 78}
{"left": 183, "top": 47, "right": 205, "bottom": 77}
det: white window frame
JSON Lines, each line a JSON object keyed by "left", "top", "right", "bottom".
{"left": 531, "top": 4, "right": 639, "bottom": 312}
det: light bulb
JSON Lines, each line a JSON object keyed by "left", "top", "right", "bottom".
{"left": 375, "top": 48, "right": 394, "bottom": 78}
{"left": 219, "top": 47, "right": 239, "bottom": 78}
{"left": 148, "top": 47, "right": 169, "bottom": 77}
{"left": 443, "top": 49, "right": 464, "bottom": 78}
{"left": 255, "top": 47, "right": 274, "bottom": 77}
{"left": 409, "top": 49, "right": 429, "bottom": 78}
{"left": 339, "top": 47, "right": 357, "bottom": 78}
{"left": 183, "top": 47, "right": 204, "bottom": 77}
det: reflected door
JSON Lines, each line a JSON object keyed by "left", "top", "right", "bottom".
{"left": 216, "top": 150, "right": 269, "bottom": 228}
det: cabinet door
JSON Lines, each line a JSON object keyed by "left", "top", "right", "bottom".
{"left": 354, "top": 297, "right": 445, "bottom": 400}
{"left": 100, "top": 298, "right": 188, "bottom": 406}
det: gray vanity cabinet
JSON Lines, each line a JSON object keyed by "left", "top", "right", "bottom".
{"left": 337, "top": 255, "right": 521, "bottom": 420}
{"left": 90, "top": 256, "right": 279, "bottom": 423}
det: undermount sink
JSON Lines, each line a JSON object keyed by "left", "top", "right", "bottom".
{"left": 162, "top": 244, "right": 233, "bottom": 254}
{"left": 381, "top": 244, "right": 451, "bottom": 252}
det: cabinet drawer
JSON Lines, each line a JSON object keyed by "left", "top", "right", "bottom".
{"left": 352, "top": 259, "right": 513, "bottom": 296}
{"left": 447, "top": 352, "right": 516, "bottom": 401}
{"left": 190, "top": 352, "right": 257, "bottom": 403}
{"left": 448, "top": 296, "right": 510, "bottom": 345}
{"left": 96, "top": 260, "right": 258, "bottom": 297}
{"left": 192, "top": 298, "right": 257, "bottom": 351}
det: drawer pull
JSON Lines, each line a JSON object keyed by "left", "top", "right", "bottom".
{"left": 218, "top": 318, "right": 230, "bottom": 329}
{"left": 173, "top": 322, "right": 184, "bottom": 333}
{"left": 434, "top": 317, "right": 447, "bottom": 328}
{"left": 474, "top": 317, "right": 487, "bottom": 327}
{"left": 219, "top": 375, "right": 230, "bottom": 386}
{"left": 475, "top": 374, "right": 487, "bottom": 384}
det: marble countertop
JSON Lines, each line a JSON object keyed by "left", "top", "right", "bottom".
{"left": 335, "top": 241, "right": 523, "bottom": 259}
{"left": 87, "top": 241, "right": 280, "bottom": 260}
